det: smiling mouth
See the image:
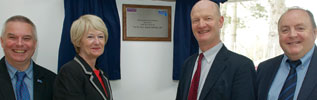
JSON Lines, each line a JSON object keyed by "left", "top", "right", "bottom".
{"left": 198, "top": 30, "right": 210, "bottom": 34}
{"left": 14, "top": 50, "right": 25, "bottom": 53}
{"left": 92, "top": 48, "right": 101, "bottom": 50}
{"left": 288, "top": 41, "right": 301, "bottom": 45}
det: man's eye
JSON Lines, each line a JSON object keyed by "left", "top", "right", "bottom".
{"left": 296, "top": 27, "right": 305, "bottom": 31}
{"left": 23, "top": 37, "right": 31, "bottom": 40}
{"left": 9, "top": 36, "right": 16, "bottom": 39}
{"left": 192, "top": 19, "right": 199, "bottom": 23}
{"left": 282, "top": 29, "right": 288, "bottom": 33}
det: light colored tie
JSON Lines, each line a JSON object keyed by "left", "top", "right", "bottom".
{"left": 16, "top": 72, "right": 30, "bottom": 100}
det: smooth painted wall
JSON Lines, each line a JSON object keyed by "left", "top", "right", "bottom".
{"left": 0, "top": 0, "right": 178, "bottom": 100}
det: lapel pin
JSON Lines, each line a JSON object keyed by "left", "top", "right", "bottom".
{"left": 37, "top": 79, "right": 43, "bottom": 83}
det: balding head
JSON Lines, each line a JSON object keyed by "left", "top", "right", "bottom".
{"left": 278, "top": 7, "right": 317, "bottom": 60}
{"left": 190, "top": 0, "right": 224, "bottom": 51}
{"left": 278, "top": 7, "right": 316, "bottom": 29}
{"left": 191, "top": 0, "right": 221, "bottom": 18}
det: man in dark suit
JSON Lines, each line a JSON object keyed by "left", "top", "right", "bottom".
{"left": 176, "top": 1, "right": 256, "bottom": 100}
{"left": 257, "top": 7, "right": 317, "bottom": 100}
{"left": 0, "top": 15, "right": 56, "bottom": 100}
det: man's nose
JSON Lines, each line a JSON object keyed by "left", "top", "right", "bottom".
{"left": 289, "top": 29, "right": 298, "bottom": 37}
{"left": 198, "top": 20, "right": 207, "bottom": 28}
{"left": 17, "top": 38, "right": 23, "bottom": 46}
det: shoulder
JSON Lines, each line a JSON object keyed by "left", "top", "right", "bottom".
{"left": 58, "top": 60, "right": 84, "bottom": 78}
{"left": 224, "top": 49, "right": 254, "bottom": 67}
{"left": 0, "top": 57, "right": 9, "bottom": 75}
{"left": 34, "top": 63, "right": 56, "bottom": 77}
{"left": 216, "top": 45, "right": 253, "bottom": 65}
{"left": 257, "top": 55, "right": 283, "bottom": 71}
{"left": 59, "top": 59, "right": 83, "bottom": 72}
{"left": 184, "top": 53, "right": 198, "bottom": 63}
{"left": 229, "top": 50, "right": 252, "bottom": 62}
{"left": 182, "top": 53, "right": 198, "bottom": 69}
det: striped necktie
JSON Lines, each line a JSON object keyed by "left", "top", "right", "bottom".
{"left": 278, "top": 60, "right": 301, "bottom": 100}
{"left": 16, "top": 72, "right": 30, "bottom": 100}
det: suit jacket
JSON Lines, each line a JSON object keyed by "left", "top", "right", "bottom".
{"left": 53, "top": 55, "right": 113, "bottom": 100}
{"left": 0, "top": 57, "right": 56, "bottom": 100}
{"left": 257, "top": 46, "right": 317, "bottom": 100}
{"left": 176, "top": 45, "right": 256, "bottom": 100}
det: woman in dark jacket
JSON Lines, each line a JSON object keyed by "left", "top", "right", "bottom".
{"left": 54, "top": 14, "right": 113, "bottom": 100}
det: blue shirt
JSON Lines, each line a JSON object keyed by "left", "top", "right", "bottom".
{"left": 6, "top": 60, "right": 34, "bottom": 100}
{"left": 268, "top": 46, "right": 315, "bottom": 100}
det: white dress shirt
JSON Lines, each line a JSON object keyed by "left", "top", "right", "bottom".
{"left": 191, "top": 42, "right": 223, "bottom": 100}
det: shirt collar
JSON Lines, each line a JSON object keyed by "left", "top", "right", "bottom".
{"left": 199, "top": 42, "right": 223, "bottom": 63}
{"left": 5, "top": 59, "right": 33, "bottom": 80}
{"left": 282, "top": 46, "right": 315, "bottom": 69}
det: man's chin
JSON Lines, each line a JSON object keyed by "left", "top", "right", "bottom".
{"left": 11, "top": 57, "right": 29, "bottom": 62}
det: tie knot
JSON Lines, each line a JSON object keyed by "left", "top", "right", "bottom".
{"left": 198, "top": 53, "right": 204, "bottom": 60}
{"left": 287, "top": 59, "right": 302, "bottom": 69}
{"left": 16, "top": 72, "right": 26, "bottom": 81}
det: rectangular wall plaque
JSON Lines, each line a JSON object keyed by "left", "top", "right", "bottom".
{"left": 123, "top": 4, "right": 171, "bottom": 41}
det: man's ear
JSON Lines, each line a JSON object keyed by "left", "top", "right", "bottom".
{"left": 313, "top": 28, "right": 317, "bottom": 41}
{"left": 0, "top": 37, "right": 4, "bottom": 48}
{"left": 218, "top": 16, "right": 224, "bottom": 28}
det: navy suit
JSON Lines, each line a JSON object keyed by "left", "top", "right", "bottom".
{"left": 176, "top": 45, "right": 256, "bottom": 100}
{"left": 257, "top": 46, "right": 317, "bottom": 100}
{"left": 0, "top": 57, "right": 56, "bottom": 100}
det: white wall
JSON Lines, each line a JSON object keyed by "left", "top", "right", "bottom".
{"left": 0, "top": 0, "right": 64, "bottom": 73}
{"left": 0, "top": 0, "right": 178, "bottom": 100}
{"left": 113, "top": 0, "right": 177, "bottom": 100}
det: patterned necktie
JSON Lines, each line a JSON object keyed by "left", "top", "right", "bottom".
{"left": 16, "top": 72, "right": 30, "bottom": 100}
{"left": 188, "top": 53, "right": 204, "bottom": 100}
{"left": 278, "top": 60, "right": 301, "bottom": 100}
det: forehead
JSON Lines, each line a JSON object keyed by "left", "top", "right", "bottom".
{"left": 191, "top": 1, "right": 218, "bottom": 17}
{"left": 279, "top": 10, "right": 311, "bottom": 26}
{"left": 85, "top": 28, "right": 104, "bottom": 35}
{"left": 5, "top": 21, "right": 34, "bottom": 36}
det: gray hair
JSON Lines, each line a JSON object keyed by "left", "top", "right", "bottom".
{"left": 1, "top": 15, "right": 37, "bottom": 41}
{"left": 278, "top": 6, "right": 316, "bottom": 29}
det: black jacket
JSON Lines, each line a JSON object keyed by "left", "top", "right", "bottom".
{"left": 176, "top": 45, "right": 256, "bottom": 100}
{"left": 53, "top": 55, "right": 113, "bottom": 100}
{"left": 0, "top": 57, "right": 56, "bottom": 100}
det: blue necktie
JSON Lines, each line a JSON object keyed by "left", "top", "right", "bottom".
{"left": 278, "top": 60, "right": 301, "bottom": 100}
{"left": 16, "top": 72, "right": 30, "bottom": 100}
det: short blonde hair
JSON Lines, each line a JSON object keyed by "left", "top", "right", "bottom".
{"left": 70, "top": 14, "right": 108, "bottom": 53}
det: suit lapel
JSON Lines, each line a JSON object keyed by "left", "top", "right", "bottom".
{"left": 199, "top": 46, "right": 228, "bottom": 100}
{"left": 90, "top": 73, "right": 108, "bottom": 99}
{"left": 261, "top": 55, "right": 283, "bottom": 100}
{"left": 33, "top": 63, "right": 44, "bottom": 100}
{"left": 0, "top": 57, "right": 16, "bottom": 100}
{"left": 100, "top": 70, "right": 112, "bottom": 100}
{"left": 297, "top": 47, "right": 317, "bottom": 100}
{"left": 74, "top": 56, "right": 107, "bottom": 100}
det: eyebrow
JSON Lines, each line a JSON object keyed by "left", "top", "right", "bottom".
{"left": 7, "top": 33, "right": 15, "bottom": 36}
{"left": 7, "top": 33, "right": 33, "bottom": 37}
{"left": 295, "top": 24, "right": 306, "bottom": 27}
